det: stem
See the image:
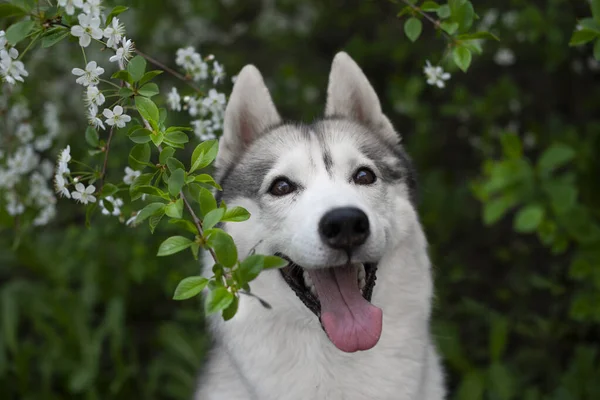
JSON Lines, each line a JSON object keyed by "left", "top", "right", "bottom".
{"left": 134, "top": 48, "right": 203, "bottom": 95}
{"left": 18, "top": 32, "right": 41, "bottom": 60}
{"left": 98, "top": 126, "right": 115, "bottom": 191}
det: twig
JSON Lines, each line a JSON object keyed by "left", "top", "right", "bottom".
{"left": 397, "top": 0, "right": 455, "bottom": 42}
{"left": 135, "top": 48, "right": 204, "bottom": 95}
{"left": 98, "top": 126, "right": 115, "bottom": 191}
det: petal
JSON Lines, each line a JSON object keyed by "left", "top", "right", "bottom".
{"left": 88, "top": 195, "right": 97, "bottom": 203}
{"left": 79, "top": 34, "right": 91, "bottom": 48}
{"left": 71, "top": 26, "right": 84, "bottom": 37}
{"left": 102, "top": 108, "right": 113, "bottom": 118}
{"left": 85, "top": 185, "right": 96, "bottom": 194}
{"left": 72, "top": 68, "right": 84, "bottom": 76}
{"left": 86, "top": 61, "right": 97, "bottom": 70}
{"left": 121, "top": 115, "right": 131, "bottom": 123}
{"left": 75, "top": 182, "right": 85, "bottom": 192}
{"left": 71, "top": 192, "right": 81, "bottom": 200}
{"left": 113, "top": 105, "right": 123, "bottom": 115}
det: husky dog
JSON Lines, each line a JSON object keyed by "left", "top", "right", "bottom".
{"left": 194, "top": 52, "right": 445, "bottom": 400}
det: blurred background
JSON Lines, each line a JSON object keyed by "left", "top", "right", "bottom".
{"left": 1, "top": 0, "right": 600, "bottom": 399}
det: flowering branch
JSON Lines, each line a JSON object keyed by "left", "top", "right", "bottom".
{"left": 134, "top": 48, "right": 203, "bottom": 95}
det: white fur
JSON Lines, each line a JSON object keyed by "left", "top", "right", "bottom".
{"left": 194, "top": 52, "right": 445, "bottom": 400}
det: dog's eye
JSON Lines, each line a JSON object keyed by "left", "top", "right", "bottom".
{"left": 353, "top": 167, "right": 377, "bottom": 185}
{"left": 268, "top": 178, "right": 296, "bottom": 196}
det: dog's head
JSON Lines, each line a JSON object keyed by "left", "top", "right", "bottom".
{"left": 214, "top": 52, "right": 419, "bottom": 352}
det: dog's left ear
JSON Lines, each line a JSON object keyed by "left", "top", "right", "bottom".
{"left": 325, "top": 52, "right": 399, "bottom": 144}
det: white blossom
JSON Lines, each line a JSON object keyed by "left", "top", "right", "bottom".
{"left": 57, "top": 145, "right": 71, "bottom": 175}
{"left": 54, "top": 173, "right": 71, "bottom": 198}
{"left": 100, "top": 196, "right": 123, "bottom": 216}
{"left": 71, "top": 182, "right": 96, "bottom": 204}
{"left": 57, "top": 0, "right": 84, "bottom": 15}
{"left": 86, "top": 85, "right": 105, "bottom": 106}
{"left": 70, "top": 13, "right": 103, "bottom": 47}
{"left": 123, "top": 166, "right": 141, "bottom": 185}
{"left": 43, "top": 103, "right": 61, "bottom": 138}
{"left": 109, "top": 37, "right": 134, "bottom": 64}
{"left": 16, "top": 123, "right": 34, "bottom": 143}
{"left": 7, "top": 145, "right": 39, "bottom": 175}
{"left": 103, "top": 105, "right": 131, "bottom": 128}
{"left": 72, "top": 60, "right": 104, "bottom": 86}
{"left": 175, "top": 46, "right": 209, "bottom": 81}
{"left": 82, "top": 0, "right": 102, "bottom": 17}
{"left": 1, "top": 48, "right": 29, "bottom": 85}
{"left": 5, "top": 191, "right": 25, "bottom": 216}
{"left": 0, "top": 30, "right": 6, "bottom": 48}
{"left": 423, "top": 60, "right": 451, "bottom": 88}
{"left": 494, "top": 48, "right": 516, "bottom": 66}
{"left": 167, "top": 87, "right": 182, "bottom": 111}
{"left": 212, "top": 61, "right": 226, "bottom": 84}
{"left": 33, "top": 205, "right": 56, "bottom": 226}
{"left": 103, "top": 17, "right": 125, "bottom": 49}
{"left": 87, "top": 105, "right": 105, "bottom": 130}
{"left": 192, "top": 119, "right": 217, "bottom": 142}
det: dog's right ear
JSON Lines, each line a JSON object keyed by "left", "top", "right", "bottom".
{"left": 217, "top": 65, "right": 281, "bottom": 169}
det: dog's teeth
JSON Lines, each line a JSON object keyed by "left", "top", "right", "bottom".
{"left": 303, "top": 270, "right": 313, "bottom": 287}
{"left": 309, "top": 285, "right": 317, "bottom": 297}
{"left": 357, "top": 265, "right": 366, "bottom": 281}
{"left": 359, "top": 277, "right": 366, "bottom": 291}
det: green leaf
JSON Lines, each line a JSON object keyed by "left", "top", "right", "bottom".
{"left": 593, "top": 0, "right": 600, "bottom": 23}
{"left": 159, "top": 147, "right": 175, "bottom": 165}
{"left": 41, "top": 27, "right": 69, "bottom": 48}
{"left": 489, "top": 316, "right": 508, "bottom": 361}
{"left": 237, "top": 254, "right": 267, "bottom": 284}
{"left": 6, "top": 20, "right": 35, "bottom": 46}
{"left": 136, "top": 185, "right": 170, "bottom": 200}
{"left": 168, "top": 218, "right": 198, "bottom": 234}
{"left": 455, "top": 371, "right": 485, "bottom": 400}
{"left": 457, "top": 31, "right": 500, "bottom": 41}
{"left": 164, "top": 131, "right": 189, "bottom": 144}
{"left": 489, "top": 363, "right": 514, "bottom": 400}
{"left": 206, "top": 230, "right": 238, "bottom": 268}
{"left": 454, "top": 1, "right": 474, "bottom": 32}
{"left": 112, "top": 70, "right": 133, "bottom": 85}
{"left": 594, "top": 39, "right": 600, "bottom": 61}
{"left": 222, "top": 295, "right": 239, "bottom": 321}
{"left": 436, "top": 4, "right": 450, "bottom": 19}
{"left": 99, "top": 183, "right": 119, "bottom": 198}
{"left": 148, "top": 209, "right": 164, "bottom": 233}
{"left": 135, "top": 202, "right": 166, "bottom": 224}
{"left": 165, "top": 198, "right": 184, "bottom": 218}
{"left": 128, "top": 143, "right": 151, "bottom": 170}
{"left": 569, "top": 29, "right": 599, "bottom": 46}
{"left": 85, "top": 126, "right": 99, "bottom": 147}
{"left": 203, "top": 208, "right": 225, "bottom": 230}
{"left": 106, "top": 5, "right": 129, "bottom": 24}
{"left": 263, "top": 255, "right": 288, "bottom": 269}
{"left": 128, "top": 127, "right": 152, "bottom": 144}
{"left": 157, "top": 236, "right": 193, "bottom": 256}
{"left": 222, "top": 206, "right": 250, "bottom": 222}
{"left": 172, "top": 276, "right": 208, "bottom": 300}
{"left": 440, "top": 21, "right": 459, "bottom": 35}
{"left": 166, "top": 157, "right": 186, "bottom": 173}
{"left": 168, "top": 169, "right": 186, "bottom": 197}
{"left": 0, "top": 4, "right": 27, "bottom": 18}
{"left": 396, "top": 6, "right": 412, "bottom": 18}
{"left": 119, "top": 87, "right": 135, "bottom": 99}
{"left": 150, "top": 130, "right": 164, "bottom": 147}
{"left": 194, "top": 174, "right": 222, "bottom": 190}
{"left": 129, "top": 172, "right": 153, "bottom": 200}
{"left": 404, "top": 17, "right": 422, "bottom": 42}
{"left": 483, "top": 195, "right": 518, "bottom": 225}
{"left": 514, "top": 204, "right": 545, "bottom": 233}
{"left": 139, "top": 70, "right": 164, "bottom": 87}
{"left": 190, "top": 140, "right": 219, "bottom": 172}
{"left": 500, "top": 133, "right": 522, "bottom": 159}
{"left": 138, "top": 83, "right": 160, "bottom": 98}
{"left": 197, "top": 186, "right": 217, "bottom": 216}
{"left": 453, "top": 46, "right": 472, "bottom": 72}
{"left": 127, "top": 55, "right": 147, "bottom": 82}
{"left": 1, "top": 289, "right": 18, "bottom": 352}
{"left": 135, "top": 96, "right": 159, "bottom": 125}
{"left": 537, "top": 144, "right": 575, "bottom": 174}
{"left": 579, "top": 18, "right": 600, "bottom": 34}
{"left": 544, "top": 182, "right": 578, "bottom": 214}
{"left": 204, "top": 286, "right": 234, "bottom": 314}
{"left": 420, "top": 1, "right": 440, "bottom": 12}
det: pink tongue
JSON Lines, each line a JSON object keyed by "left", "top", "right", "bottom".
{"left": 308, "top": 266, "right": 382, "bottom": 352}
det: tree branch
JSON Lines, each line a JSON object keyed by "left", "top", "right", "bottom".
{"left": 397, "top": 0, "right": 455, "bottom": 42}
{"left": 135, "top": 48, "right": 204, "bottom": 95}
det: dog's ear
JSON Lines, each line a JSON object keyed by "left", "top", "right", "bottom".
{"left": 325, "top": 52, "right": 399, "bottom": 144}
{"left": 217, "top": 65, "right": 281, "bottom": 168}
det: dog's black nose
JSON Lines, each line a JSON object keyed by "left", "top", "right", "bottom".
{"left": 319, "top": 207, "right": 370, "bottom": 251}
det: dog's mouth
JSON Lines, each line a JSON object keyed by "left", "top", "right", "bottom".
{"left": 277, "top": 253, "right": 382, "bottom": 353}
